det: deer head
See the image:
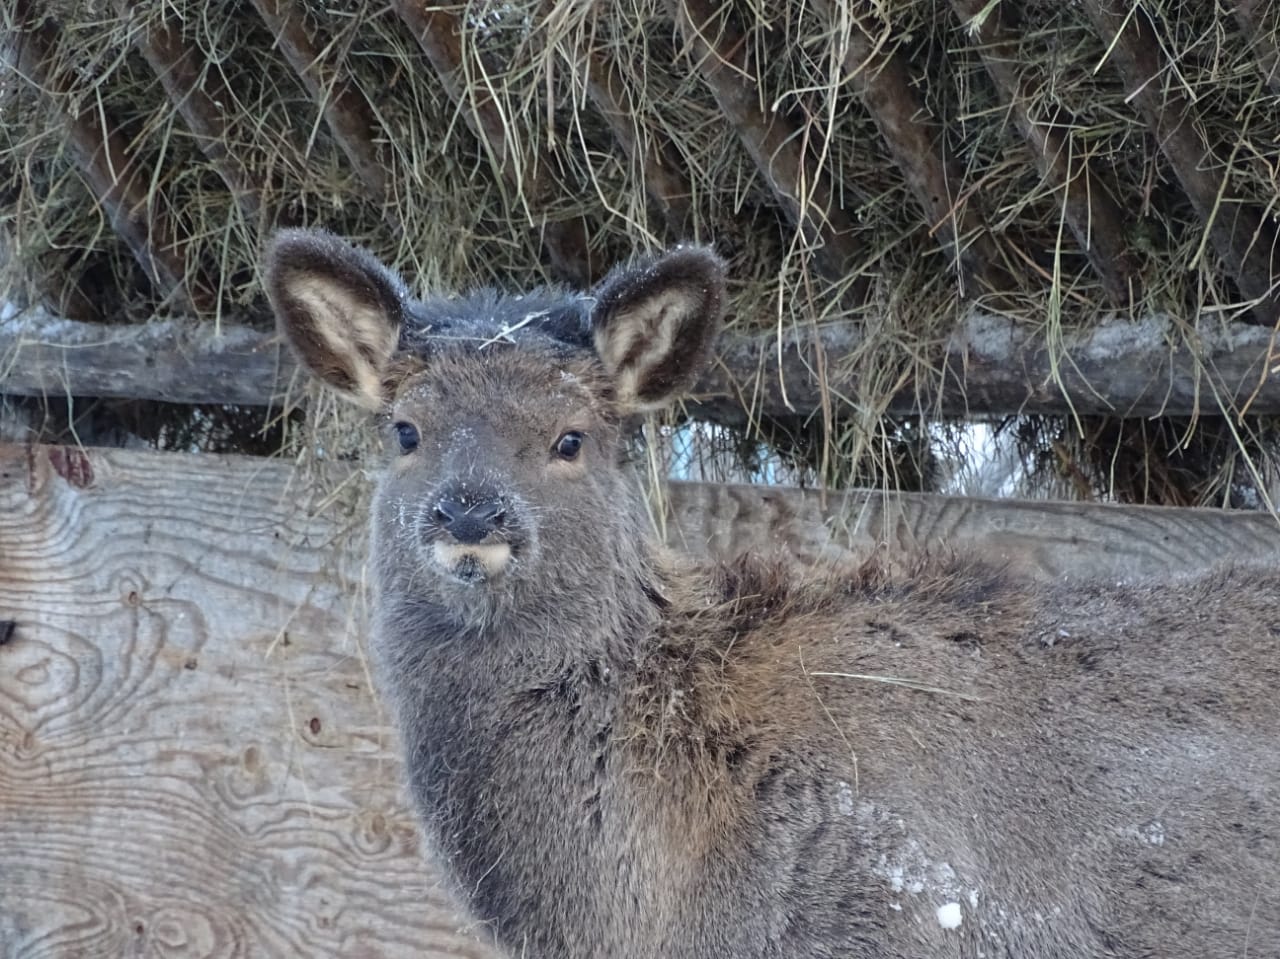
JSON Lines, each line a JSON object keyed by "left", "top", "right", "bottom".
{"left": 265, "top": 229, "right": 724, "bottom": 631}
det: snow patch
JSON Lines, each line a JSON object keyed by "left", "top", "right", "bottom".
{"left": 873, "top": 839, "right": 974, "bottom": 903}
{"left": 960, "top": 311, "right": 1016, "bottom": 361}
{"left": 1122, "top": 819, "right": 1167, "bottom": 846}
{"left": 836, "top": 781, "right": 855, "bottom": 816}
{"left": 936, "top": 902, "right": 963, "bottom": 929}
{"left": 1078, "top": 314, "right": 1170, "bottom": 362}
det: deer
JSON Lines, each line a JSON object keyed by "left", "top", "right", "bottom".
{"left": 264, "top": 228, "right": 1280, "bottom": 959}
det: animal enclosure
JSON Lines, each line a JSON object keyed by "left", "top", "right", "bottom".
{"left": 4, "top": 1, "right": 1280, "bottom": 504}
{"left": 3, "top": 441, "right": 1279, "bottom": 955}
{"left": 2, "top": 0, "right": 1280, "bottom": 953}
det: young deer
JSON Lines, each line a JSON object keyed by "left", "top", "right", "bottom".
{"left": 265, "top": 229, "right": 1279, "bottom": 959}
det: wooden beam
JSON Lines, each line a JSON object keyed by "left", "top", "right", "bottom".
{"left": 812, "top": 0, "right": 1004, "bottom": 297}
{"left": 0, "top": 310, "right": 291, "bottom": 406}
{"left": 390, "top": 1, "right": 593, "bottom": 286}
{"left": 114, "top": 0, "right": 277, "bottom": 224}
{"left": 667, "top": 0, "right": 865, "bottom": 284}
{"left": 0, "top": 443, "right": 498, "bottom": 957}
{"left": 4, "top": 442, "right": 1276, "bottom": 597}
{"left": 951, "top": 0, "right": 1140, "bottom": 308}
{"left": 579, "top": 43, "right": 694, "bottom": 239}
{"left": 662, "top": 479, "right": 1280, "bottom": 579}
{"left": 2, "top": 308, "right": 1277, "bottom": 420}
{"left": 697, "top": 311, "right": 1280, "bottom": 423}
{"left": 1234, "top": 0, "right": 1280, "bottom": 95}
{"left": 249, "top": 0, "right": 393, "bottom": 214}
{"left": 6, "top": 4, "right": 203, "bottom": 312}
{"left": 1080, "top": 1, "right": 1280, "bottom": 321}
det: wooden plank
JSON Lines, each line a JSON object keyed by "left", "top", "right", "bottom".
{"left": 0, "top": 310, "right": 293, "bottom": 406}
{"left": 811, "top": 0, "right": 1006, "bottom": 297}
{"left": 1235, "top": 0, "right": 1280, "bottom": 94}
{"left": 115, "top": 0, "right": 281, "bottom": 226}
{"left": 579, "top": 43, "right": 694, "bottom": 239}
{"left": 5, "top": 307, "right": 1277, "bottom": 420}
{"left": 249, "top": 0, "right": 393, "bottom": 212}
{"left": 2, "top": 443, "right": 1277, "bottom": 954}
{"left": 661, "top": 481, "right": 1280, "bottom": 579}
{"left": 0, "top": 443, "right": 497, "bottom": 958}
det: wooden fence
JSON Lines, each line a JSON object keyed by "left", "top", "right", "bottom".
{"left": 3, "top": 443, "right": 1278, "bottom": 957}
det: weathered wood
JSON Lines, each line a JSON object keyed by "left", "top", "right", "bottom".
{"left": 579, "top": 43, "right": 694, "bottom": 238}
{"left": 813, "top": 0, "right": 1003, "bottom": 296}
{"left": 699, "top": 311, "right": 1280, "bottom": 423}
{"left": 7, "top": 3, "right": 203, "bottom": 312}
{"left": 952, "top": 0, "right": 1140, "bottom": 307}
{"left": 249, "top": 0, "right": 392, "bottom": 212}
{"left": 2, "top": 308, "right": 1278, "bottom": 420}
{"left": 0, "top": 310, "right": 292, "bottom": 406}
{"left": 661, "top": 480, "right": 1280, "bottom": 578}
{"left": 668, "top": 0, "right": 865, "bottom": 283}
{"left": 116, "top": 0, "right": 278, "bottom": 225}
{"left": 0, "top": 443, "right": 499, "bottom": 958}
{"left": 1235, "top": 0, "right": 1280, "bottom": 95}
{"left": 391, "top": 1, "right": 594, "bottom": 285}
{"left": 1081, "top": 1, "right": 1279, "bottom": 322}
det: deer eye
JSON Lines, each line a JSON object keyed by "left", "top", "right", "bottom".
{"left": 393, "top": 421, "right": 420, "bottom": 454}
{"left": 554, "top": 431, "right": 584, "bottom": 461}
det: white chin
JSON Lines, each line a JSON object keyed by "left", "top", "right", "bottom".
{"left": 433, "top": 541, "right": 513, "bottom": 584}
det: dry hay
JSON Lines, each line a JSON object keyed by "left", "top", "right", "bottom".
{"left": 1, "top": 0, "right": 1278, "bottom": 506}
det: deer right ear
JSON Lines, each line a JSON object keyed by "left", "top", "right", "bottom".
{"left": 264, "top": 229, "right": 408, "bottom": 410}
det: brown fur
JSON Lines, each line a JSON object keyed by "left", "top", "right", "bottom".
{"left": 264, "top": 230, "right": 1280, "bottom": 959}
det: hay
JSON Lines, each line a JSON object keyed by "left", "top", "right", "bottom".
{"left": 1, "top": 0, "right": 1278, "bottom": 506}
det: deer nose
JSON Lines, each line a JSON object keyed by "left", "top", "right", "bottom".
{"left": 433, "top": 497, "right": 506, "bottom": 544}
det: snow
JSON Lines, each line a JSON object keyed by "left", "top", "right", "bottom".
{"left": 836, "top": 781, "right": 855, "bottom": 816}
{"left": 0, "top": 304, "right": 84, "bottom": 340}
{"left": 936, "top": 902, "right": 963, "bottom": 929}
{"left": 959, "top": 307, "right": 1276, "bottom": 369}
{"left": 960, "top": 311, "right": 1017, "bottom": 362}
{"left": 1079, "top": 314, "right": 1170, "bottom": 362}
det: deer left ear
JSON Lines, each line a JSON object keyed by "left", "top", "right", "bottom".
{"left": 590, "top": 247, "right": 726, "bottom": 412}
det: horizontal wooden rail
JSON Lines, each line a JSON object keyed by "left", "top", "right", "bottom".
{"left": 4, "top": 444, "right": 1277, "bottom": 579}
{"left": 2, "top": 308, "right": 1277, "bottom": 420}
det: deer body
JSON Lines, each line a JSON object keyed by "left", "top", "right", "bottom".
{"left": 266, "top": 230, "right": 1280, "bottom": 958}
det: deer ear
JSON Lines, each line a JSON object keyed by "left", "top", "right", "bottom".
{"left": 590, "top": 247, "right": 726, "bottom": 412}
{"left": 264, "top": 229, "right": 408, "bottom": 409}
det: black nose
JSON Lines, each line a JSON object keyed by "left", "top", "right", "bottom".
{"left": 433, "top": 497, "right": 506, "bottom": 544}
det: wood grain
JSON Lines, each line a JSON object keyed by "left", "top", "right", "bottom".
{"left": 2, "top": 444, "right": 1277, "bottom": 957}
{"left": 0, "top": 444, "right": 497, "bottom": 959}
{"left": 661, "top": 482, "right": 1280, "bottom": 579}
